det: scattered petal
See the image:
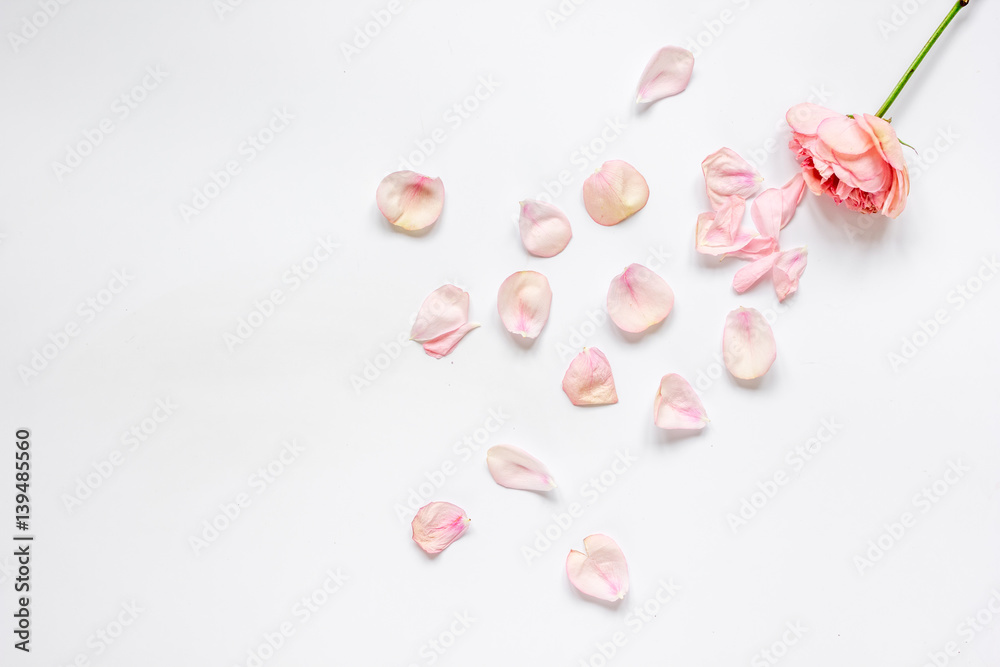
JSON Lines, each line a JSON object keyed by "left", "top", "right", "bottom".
{"left": 723, "top": 234, "right": 778, "bottom": 261}
{"left": 487, "top": 444, "right": 556, "bottom": 492}
{"left": 376, "top": 170, "right": 444, "bottom": 231}
{"left": 772, "top": 247, "right": 808, "bottom": 301}
{"left": 732, "top": 254, "right": 779, "bottom": 294}
{"left": 518, "top": 200, "right": 573, "bottom": 257}
{"left": 636, "top": 46, "right": 695, "bottom": 104}
{"left": 411, "top": 501, "right": 470, "bottom": 554}
{"left": 607, "top": 264, "right": 674, "bottom": 333}
{"left": 702, "top": 148, "right": 763, "bottom": 209}
{"left": 410, "top": 285, "right": 478, "bottom": 358}
{"left": 779, "top": 173, "right": 806, "bottom": 229}
{"left": 695, "top": 196, "right": 749, "bottom": 256}
{"left": 566, "top": 534, "right": 629, "bottom": 602}
{"left": 562, "top": 347, "right": 618, "bottom": 406}
{"left": 750, "top": 188, "right": 783, "bottom": 240}
{"left": 583, "top": 160, "right": 649, "bottom": 226}
{"left": 653, "top": 373, "right": 709, "bottom": 430}
{"left": 497, "top": 271, "right": 552, "bottom": 339}
{"left": 723, "top": 307, "right": 776, "bottom": 380}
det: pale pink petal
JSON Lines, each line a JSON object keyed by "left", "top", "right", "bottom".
{"left": 497, "top": 271, "right": 552, "bottom": 339}
{"left": 816, "top": 115, "right": 875, "bottom": 156}
{"left": 702, "top": 148, "right": 763, "bottom": 209}
{"left": 733, "top": 254, "right": 778, "bottom": 293}
{"left": 487, "top": 444, "right": 556, "bottom": 492}
{"left": 779, "top": 173, "right": 807, "bottom": 229}
{"left": 376, "top": 170, "right": 444, "bottom": 231}
{"left": 411, "top": 501, "right": 470, "bottom": 554}
{"left": 421, "top": 322, "right": 480, "bottom": 358}
{"left": 750, "top": 187, "right": 783, "bottom": 240}
{"left": 785, "top": 103, "right": 842, "bottom": 135}
{"left": 583, "top": 160, "right": 649, "bottom": 226}
{"left": 566, "top": 534, "right": 629, "bottom": 602}
{"left": 772, "top": 247, "right": 808, "bottom": 302}
{"left": 518, "top": 200, "right": 572, "bottom": 257}
{"left": 695, "top": 196, "right": 749, "bottom": 255}
{"left": 410, "top": 284, "right": 471, "bottom": 343}
{"left": 653, "top": 373, "right": 709, "bottom": 430}
{"left": 562, "top": 347, "right": 618, "bottom": 406}
{"left": 635, "top": 46, "right": 695, "bottom": 104}
{"left": 607, "top": 264, "right": 674, "bottom": 333}
{"left": 723, "top": 307, "right": 776, "bottom": 380}
{"left": 723, "top": 234, "right": 778, "bottom": 261}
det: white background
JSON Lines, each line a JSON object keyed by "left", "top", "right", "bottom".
{"left": 2, "top": 0, "right": 999, "bottom": 665}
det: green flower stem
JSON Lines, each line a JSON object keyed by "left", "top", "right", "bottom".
{"left": 875, "top": 0, "right": 969, "bottom": 119}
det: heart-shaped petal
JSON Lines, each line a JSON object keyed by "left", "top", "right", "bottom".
{"left": 562, "top": 347, "right": 618, "bottom": 406}
{"left": 772, "top": 247, "right": 808, "bottom": 302}
{"left": 636, "top": 46, "right": 695, "bottom": 104}
{"left": 487, "top": 444, "right": 556, "bottom": 492}
{"left": 518, "top": 200, "right": 573, "bottom": 257}
{"left": 411, "top": 501, "right": 470, "bottom": 554}
{"left": 702, "top": 148, "right": 763, "bottom": 210}
{"left": 497, "top": 271, "right": 552, "bottom": 339}
{"left": 723, "top": 307, "right": 776, "bottom": 380}
{"left": 566, "top": 534, "right": 629, "bottom": 602}
{"left": 583, "top": 160, "right": 649, "bottom": 226}
{"left": 654, "top": 373, "right": 709, "bottom": 430}
{"left": 376, "top": 170, "right": 444, "bottom": 231}
{"left": 607, "top": 264, "right": 674, "bottom": 333}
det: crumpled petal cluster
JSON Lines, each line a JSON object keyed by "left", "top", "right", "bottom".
{"left": 562, "top": 347, "right": 618, "bottom": 406}
{"left": 376, "top": 170, "right": 445, "bottom": 231}
{"left": 411, "top": 501, "right": 471, "bottom": 554}
{"left": 787, "top": 103, "right": 909, "bottom": 218}
{"left": 566, "top": 534, "right": 629, "bottom": 601}
{"left": 409, "top": 285, "right": 479, "bottom": 358}
{"left": 487, "top": 444, "right": 556, "bottom": 491}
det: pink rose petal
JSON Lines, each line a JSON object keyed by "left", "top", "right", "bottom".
{"left": 518, "top": 200, "right": 572, "bottom": 258}
{"left": 566, "top": 534, "right": 629, "bottom": 602}
{"left": 410, "top": 285, "right": 478, "bottom": 358}
{"left": 732, "top": 254, "right": 779, "bottom": 294}
{"left": 487, "top": 444, "right": 556, "bottom": 492}
{"left": 376, "top": 170, "right": 444, "bottom": 231}
{"left": 411, "top": 501, "right": 470, "bottom": 554}
{"left": 750, "top": 187, "right": 784, "bottom": 240}
{"left": 723, "top": 307, "right": 776, "bottom": 380}
{"left": 583, "top": 160, "right": 649, "bottom": 226}
{"left": 607, "top": 263, "right": 674, "bottom": 333}
{"left": 772, "top": 247, "right": 808, "bottom": 302}
{"left": 695, "top": 196, "right": 750, "bottom": 256}
{"left": 653, "top": 373, "right": 709, "bottom": 430}
{"left": 635, "top": 46, "right": 695, "bottom": 104}
{"left": 779, "top": 173, "right": 806, "bottom": 229}
{"left": 702, "top": 148, "right": 763, "bottom": 209}
{"left": 562, "top": 347, "right": 619, "bottom": 406}
{"left": 497, "top": 271, "right": 552, "bottom": 339}
{"left": 723, "top": 234, "right": 778, "bottom": 261}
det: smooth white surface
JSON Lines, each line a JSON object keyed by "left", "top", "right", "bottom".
{"left": 2, "top": 0, "right": 999, "bottom": 665}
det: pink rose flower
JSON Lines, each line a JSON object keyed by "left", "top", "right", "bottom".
{"left": 787, "top": 103, "right": 909, "bottom": 218}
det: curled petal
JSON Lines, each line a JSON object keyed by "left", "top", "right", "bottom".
{"left": 518, "top": 200, "right": 572, "bottom": 257}
{"left": 497, "top": 271, "right": 552, "bottom": 339}
{"left": 487, "top": 444, "right": 556, "bottom": 492}
{"left": 376, "top": 171, "right": 444, "bottom": 231}
{"left": 607, "top": 264, "right": 674, "bottom": 333}
{"left": 772, "top": 247, "right": 808, "bottom": 302}
{"left": 411, "top": 501, "right": 470, "bottom": 554}
{"left": 723, "top": 307, "right": 776, "bottom": 380}
{"left": 750, "top": 188, "right": 784, "bottom": 240}
{"left": 654, "top": 373, "right": 709, "bottom": 430}
{"left": 636, "top": 46, "right": 695, "bottom": 104}
{"left": 723, "top": 234, "right": 778, "bottom": 261}
{"left": 562, "top": 347, "right": 618, "bottom": 406}
{"left": 566, "top": 534, "right": 629, "bottom": 602}
{"left": 695, "top": 196, "right": 748, "bottom": 255}
{"left": 583, "top": 160, "right": 649, "bottom": 226}
{"left": 779, "top": 173, "right": 807, "bottom": 229}
{"left": 702, "top": 148, "right": 763, "bottom": 209}
{"left": 410, "top": 285, "right": 478, "bottom": 357}
{"left": 732, "top": 254, "right": 778, "bottom": 294}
